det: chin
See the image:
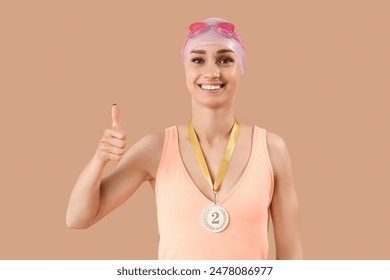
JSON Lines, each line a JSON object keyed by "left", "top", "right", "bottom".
{"left": 191, "top": 92, "right": 236, "bottom": 109}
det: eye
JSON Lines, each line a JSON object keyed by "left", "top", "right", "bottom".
{"left": 219, "top": 57, "right": 234, "bottom": 64}
{"left": 191, "top": 57, "right": 204, "bottom": 64}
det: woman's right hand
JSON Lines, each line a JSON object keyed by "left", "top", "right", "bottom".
{"left": 94, "top": 104, "right": 127, "bottom": 163}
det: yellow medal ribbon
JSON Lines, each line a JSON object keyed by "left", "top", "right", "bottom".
{"left": 187, "top": 119, "right": 240, "bottom": 194}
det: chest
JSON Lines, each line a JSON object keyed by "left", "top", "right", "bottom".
{"left": 178, "top": 125, "right": 254, "bottom": 202}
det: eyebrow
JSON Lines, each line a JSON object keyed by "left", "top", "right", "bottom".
{"left": 190, "top": 48, "right": 234, "bottom": 54}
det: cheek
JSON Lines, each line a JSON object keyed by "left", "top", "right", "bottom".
{"left": 186, "top": 76, "right": 194, "bottom": 90}
{"left": 185, "top": 69, "right": 199, "bottom": 88}
{"left": 230, "top": 65, "right": 242, "bottom": 79}
{"left": 225, "top": 66, "right": 241, "bottom": 85}
{"left": 225, "top": 74, "right": 240, "bottom": 87}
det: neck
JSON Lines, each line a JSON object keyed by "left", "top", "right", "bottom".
{"left": 190, "top": 103, "right": 236, "bottom": 144}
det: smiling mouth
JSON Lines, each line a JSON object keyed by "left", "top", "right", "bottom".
{"left": 198, "top": 84, "right": 226, "bottom": 90}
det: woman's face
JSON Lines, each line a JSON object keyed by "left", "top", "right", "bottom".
{"left": 184, "top": 44, "right": 242, "bottom": 108}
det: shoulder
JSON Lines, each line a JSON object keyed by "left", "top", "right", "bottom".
{"left": 265, "top": 131, "right": 292, "bottom": 176}
{"left": 121, "top": 130, "right": 165, "bottom": 162}
{"left": 133, "top": 130, "right": 165, "bottom": 158}
{"left": 266, "top": 131, "right": 288, "bottom": 154}
{"left": 119, "top": 130, "right": 166, "bottom": 181}
{"left": 138, "top": 130, "right": 165, "bottom": 146}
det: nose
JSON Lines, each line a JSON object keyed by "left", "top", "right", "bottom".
{"left": 204, "top": 62, "right": 220, "bottom": 79}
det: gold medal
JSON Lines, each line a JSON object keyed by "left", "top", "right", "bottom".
{"left": 188, "top": 119, "right": 239, "bottom": 233}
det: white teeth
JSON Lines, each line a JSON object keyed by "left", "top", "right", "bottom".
{"left": 201, "top": 84, "right": 221, "bottom": 90}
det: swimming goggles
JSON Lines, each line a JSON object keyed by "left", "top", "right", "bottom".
{"left": 183, "top": 21, "right": 245, "bottom": 51}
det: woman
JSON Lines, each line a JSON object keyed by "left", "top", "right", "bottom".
{"left": 66, "top": 18, "right": 303, "bottom": 260}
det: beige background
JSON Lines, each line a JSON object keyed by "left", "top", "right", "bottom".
{"left": 0, "top": 0, "right": 389, "bottom": 259}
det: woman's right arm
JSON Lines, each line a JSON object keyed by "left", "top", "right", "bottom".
{"left": 65, "top": 154, "right": 111, "bottom": 229}
{"left": 66, "top": 105, "right": 163, "bottom": 229}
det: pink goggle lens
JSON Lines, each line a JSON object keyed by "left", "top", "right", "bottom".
{"left": 215, "top": 22, "right": 236, "bottom": 36}
{"left": 188, "top": 22, "right": 207, "bottom": 35}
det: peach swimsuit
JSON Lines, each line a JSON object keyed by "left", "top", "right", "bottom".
{"left": 155, "top": 126, "right": 274, "bottom": 259}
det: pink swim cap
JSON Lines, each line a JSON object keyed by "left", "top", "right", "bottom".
{"left": 181, "top": 18, "right": 246, "bottom": 74}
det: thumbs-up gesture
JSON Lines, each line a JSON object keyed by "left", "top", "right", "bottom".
{"left": 94, "top": 104, "right": 127, "bottom": 163}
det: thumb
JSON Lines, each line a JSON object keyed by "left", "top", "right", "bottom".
{"left": 111, "top": 103, "right": 122, "bottom": 129}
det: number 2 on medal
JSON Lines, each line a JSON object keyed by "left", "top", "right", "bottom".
{"left": 211, "top": 212, "right": 219, "bottom": 224}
